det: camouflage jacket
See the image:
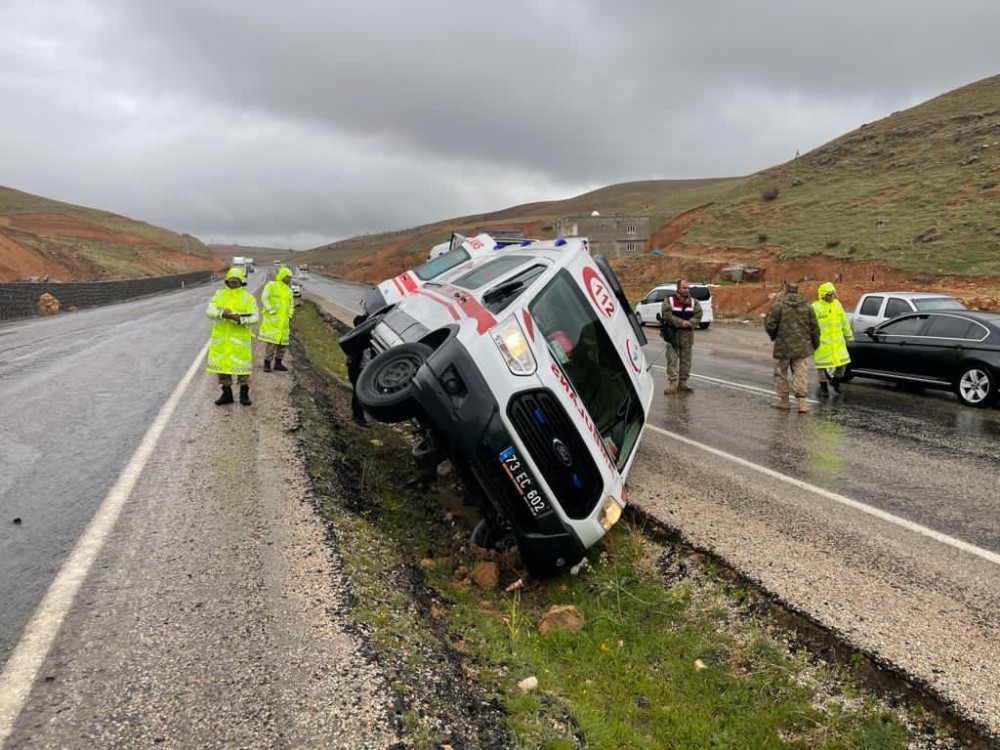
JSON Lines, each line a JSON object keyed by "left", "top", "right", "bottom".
{"left": 764, "top": 292, "right": 820, "bottom": 360}
{"left": 660, "top": 294, "right": 702, "bottom": 346}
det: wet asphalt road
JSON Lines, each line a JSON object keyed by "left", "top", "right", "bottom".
{"left": 0, "top": 285, "right": 219, "bottom": 665}
{"left": 649, "top": 326, "right": 1000, "bottom": 554}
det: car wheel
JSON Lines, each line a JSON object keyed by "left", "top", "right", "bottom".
{"left": 356, "top": 342, "right": 432, "bottom": 422}
{"left": 955, "top": 365, "right": 996, "bottom": 408}
{"left": 839, "top": 367, "right": 855, "bottom": 383}
{"left": 469, "top": 519, "right": 518, "bottom": 554}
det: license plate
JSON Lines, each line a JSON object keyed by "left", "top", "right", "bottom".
{"left": 498, "top": 446, "right": 549, "bottom": 518}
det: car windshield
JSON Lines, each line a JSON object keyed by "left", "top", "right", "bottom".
{"left": 913, "top": 297, "right": 965, "bottom": 311}
{"left": 412, "top": 247, "right": 472, "bottom": 281}
{"left": 644, "top": 288, "right": 673, "bottom": 303}
{"left": 481, "top": 264, "right": 547, "bottom": 313}
{"left": 452, "top": 256, "right": 530, "bottom": 290}
{"left": 529, "top": 271, "right": 644, "bottom": 471}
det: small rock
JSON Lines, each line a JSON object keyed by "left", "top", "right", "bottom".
{"left": 470, "top": 561, "right": 498, "bottom": 590}
{"left": 12, "top": 517, "right": 22, "bottom": 525}
{"left": 539, "top": 604, "right": 585, "bottom": 634}
{"left": 517, "top": 675, "right": 539, "bottom": 692}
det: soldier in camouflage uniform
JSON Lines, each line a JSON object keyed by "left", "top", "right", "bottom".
{"left": 660, "top": 279, "right": 703, "bottom": 395}
{"left": 764, "top": 283, "right": 820, "bottom": 413}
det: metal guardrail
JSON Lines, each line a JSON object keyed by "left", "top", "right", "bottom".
{"left": 0, "top": 271, "right": 214, "bottom": 321}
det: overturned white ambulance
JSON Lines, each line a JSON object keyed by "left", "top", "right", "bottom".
{"left": 341, "top": 237, "right": 654, "bottom": 576}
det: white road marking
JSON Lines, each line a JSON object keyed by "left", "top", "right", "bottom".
{"left": 647, "top": 362, "right": 809, "bottom": 401}
{"left": 0, "top": 343, "right": 209, "bottom": 743}
{"left": 643, "top": 422, "right": 1000, "bottom": 567}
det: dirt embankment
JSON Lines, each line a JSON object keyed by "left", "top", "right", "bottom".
{"left": 634, "top": 207, "right": 1000, "bottom": 316}
{"left": 619, "top": 246, "right": 1000, "bottom": 318}
{"left": 0, "top": 213, "right": 222, "bottom": 282}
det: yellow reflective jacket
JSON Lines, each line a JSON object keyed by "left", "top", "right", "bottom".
{"left": 811, "top": 282, "right": 853, "bottom": 369}
{"left": 205, "top": 269, "right": 260, "bottom": 375}
{"left": 257, "top": 267, "right": 294, "bottom": 346}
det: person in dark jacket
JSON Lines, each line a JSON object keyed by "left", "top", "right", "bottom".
{"left": 764, "top": 283, "right": 820, "bottom": 413}
{"left": 660, "top": 279, "right": 702, "bottom": 394}
{"left": 346, "top": 314, "right": 370, "bottom": 427}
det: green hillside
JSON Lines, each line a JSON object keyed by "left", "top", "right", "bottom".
{"left": 0, "top": 185, "right": 219, "bottom": 281}
{"left": 681, "top": 75, "right": 1000, "bottom": 274}
{"left": 302, "top": 74, "right": 999, "bottom": 279}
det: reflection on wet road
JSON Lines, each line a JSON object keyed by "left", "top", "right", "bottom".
{"left": 0, "top": 286, "right": 216, "bottom": 664}
{"left": 644, "top": 334, "right": 1000, "bottom": 554}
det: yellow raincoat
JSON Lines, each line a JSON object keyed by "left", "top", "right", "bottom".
{"left": 811, "top": 282, "right": 853, "bottom": 370}
{"left": 257, "top": 267, "right": 294, "bottom": 346}
{"left": 205, "top": 268, "right": 260, "bottom": 375}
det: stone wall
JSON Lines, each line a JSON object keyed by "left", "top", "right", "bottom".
{"left": 0, "top": 271, "right": 214, "bottom": 321}
{"left": 555, "top": 215, "right": 653, "bottom": 257}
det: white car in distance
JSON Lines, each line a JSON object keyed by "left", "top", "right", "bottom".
{"left": 634, "top": 282, "right": 714, "bottom": 329}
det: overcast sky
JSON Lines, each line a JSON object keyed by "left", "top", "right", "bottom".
{"left": 1, "top": 1, "right": 996, "bottom": 250}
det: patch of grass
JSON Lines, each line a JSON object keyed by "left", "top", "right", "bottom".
{"left": 424, "top": 525, "right": 934, "bottom": 750}
{"left": 290, "top": 306, "right": 969, "bottom": 750}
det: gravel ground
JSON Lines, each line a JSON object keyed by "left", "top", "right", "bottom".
{"left": 629, "top": 325, "right": 1000, "bottom": 744}
{"left": 6, "top": 358, "right": 404, "bottom": 749}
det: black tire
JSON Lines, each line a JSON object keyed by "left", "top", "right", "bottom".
{"left": 954, "top": 365, "right": 996, "bottom": 408}
{"left": 356, "top": 342, "right": 432, "bottom": 422}
{"left": 469, "top": 519, "right": 518, "bottom": 554}
{"left": 338, "top": 312, "right": 384, "bottom": 357}
{"left": 839, "top": 367, "right": 855, "bottom": 383}
{"left": 698, "top": 322, "right": 710, "bottom": 330}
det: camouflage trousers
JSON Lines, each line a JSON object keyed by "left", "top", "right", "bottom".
{"left": 263, "top": 342, "right": 287, "bottom": 360}
{"left": 773, "top": 357, "right": 810, "bottom": 399}
{"left": 666, "top": 339, "right": 694, "bottom": 382}
{"left": 218, "top": 373, "right": 250, "bottom": 386}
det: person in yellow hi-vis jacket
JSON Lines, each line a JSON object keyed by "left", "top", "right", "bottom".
{"left": 205, "top": 267, "right": 260, "bottom": 406}
{"left": 812, "top": 281, "right": 854, "bottom": 398}
{"left": 258, "top": 266, "right": 294, "bottom": 373}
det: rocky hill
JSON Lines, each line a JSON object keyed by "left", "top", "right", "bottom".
{"left": 0, "top": 186, "right": 221, "bottom": 282}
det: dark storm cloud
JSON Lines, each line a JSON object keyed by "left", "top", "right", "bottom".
{"left": 1, "top": 0, "right": 996, "bottom": 248}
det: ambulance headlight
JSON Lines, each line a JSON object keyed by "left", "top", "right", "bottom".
{"left": 598, "top": 496, "right": 623, "bottom": 531}
{"left": 492, "top": 317, "right": 536, "bottom": 376}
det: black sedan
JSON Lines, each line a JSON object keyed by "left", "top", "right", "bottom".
{"left": 844, "top": 310, "right": 1000, "bottom": 408}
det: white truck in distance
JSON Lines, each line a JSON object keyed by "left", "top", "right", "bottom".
{"left": 230, "top": 256, "right": 254, "bottom": 275}
{"left": 341, "top": 237, "right": 654, "bottom": 577}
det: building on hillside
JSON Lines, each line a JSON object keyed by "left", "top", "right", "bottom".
{"left": 555, "top": 214, "right": 653, "bottom": 257}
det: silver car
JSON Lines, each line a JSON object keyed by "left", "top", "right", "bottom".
{"left": 850, "top": 291, "right": 964, "bottom": 334}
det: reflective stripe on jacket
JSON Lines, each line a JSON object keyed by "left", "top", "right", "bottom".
{"left": 258, "top": 267, "right": 294, "bottom": 346}
{"left": 811, "top": 283, "right": 853, "bottom": 369}
{"left": 206, "top": 284, "right": 260, "bottom": 375}
{"left": 660, "top": 295, "right": 702, "bottom": 337}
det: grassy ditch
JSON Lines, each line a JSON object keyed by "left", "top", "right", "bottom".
{"left": 290, "top": 300, "right": 973, "bottom": 750}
